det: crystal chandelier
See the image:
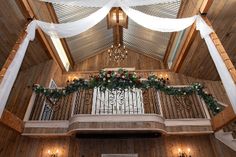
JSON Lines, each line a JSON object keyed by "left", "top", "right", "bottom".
{"left": 108, "top": 43, "right": 128, "bottom": 62}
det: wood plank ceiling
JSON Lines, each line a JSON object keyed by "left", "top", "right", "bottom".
{"left": 0, "top": 0, "right": 50, "bottom": 70}
{"left": 53, "top": 1, "right": 181, "bottom": 63}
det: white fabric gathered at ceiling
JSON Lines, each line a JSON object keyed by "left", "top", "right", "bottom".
{"left": 40, "top": 0, "right": 180, "bottom": 7}
{"left": 0, "top": 0, "right": 236, "bottom": 117}
{"left": 35, "top": 1, "right": 211, "bottom": 38}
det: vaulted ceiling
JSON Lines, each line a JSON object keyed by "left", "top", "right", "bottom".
{"left": 0, "top": 0, "right": 236, "bottom": 81}
{"left": 53, "top": 1, "right": 181, "bottom": 63}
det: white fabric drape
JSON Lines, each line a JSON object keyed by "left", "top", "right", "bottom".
{"left": 0, "top": 21, "right": 37, "bottom": 117}
{"left": 121, "top": 5, "right": 197, "bottom": 32}
{"left": 204, "top": 36, "right": 236, "bottom": 112}
{"left": 36, "top": 0, "right": 114, "bottom": 38}
{"left": 1, "top": 0, "right": 235, "bottom": 117}
{"left": 40, "top": 0, "right": 179, "bottom": 7}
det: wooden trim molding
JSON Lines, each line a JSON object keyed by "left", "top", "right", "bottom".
{"left": 0, "top": 109, "right": 24, "bottom": 133}
{"left": 23, "top": 115, "right": 213, "bottom": 136}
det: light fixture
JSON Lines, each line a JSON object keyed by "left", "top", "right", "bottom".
{"left": 178, "top": 148, "right": 191, "bottom": 157}
{"left": 108, "top": 43, "right": 128, "bottom": 62}
{"left": 51, "top": 37, "right": 70, "bottom": 71}
{"left": 159, "top": 73, "right": 169, "bottom": 84}
{"left": 107, "top": 7, "right": 128, "bottom": 29}
{"left": 48, "top": 149, "right": 59, "bottom": 157}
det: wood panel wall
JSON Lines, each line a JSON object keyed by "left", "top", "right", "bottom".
{"left": 5, "top": 60, "right": 62, "bottom": 119}
{"left": 178, "top": 0, "right": 236, "bottom": 80}
{"left": 0, "top": 124, "right": 235, "bottom": 157}
{"left": 75, "top": 49, "right": 165, "bottom": 71}
{"left": 0, "top": 0, "right": 50, "bottom": 70}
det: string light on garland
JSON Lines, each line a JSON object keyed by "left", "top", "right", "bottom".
{"left": 33, "top": 69, "right": 222, "bottom": 115}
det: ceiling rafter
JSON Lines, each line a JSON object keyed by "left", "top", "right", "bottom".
{"left": 167, "top": 0, "right": 214, "bottom": 72}
{"left": 17, "top": 0, "right": 74, "bottom": 71}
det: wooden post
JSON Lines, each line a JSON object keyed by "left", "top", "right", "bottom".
{"left": 23, "top": 92, "right": 36, "bottom": 121}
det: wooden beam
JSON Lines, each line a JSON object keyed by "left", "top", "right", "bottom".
{"left": 211, "top": 106, "right": 236, "bottom": 131}
{"left": 163, "top": 0, "right": 186, "bottom": 67}
{"left": 45, "top": 3, "right": 74, "bottom": 68}
{"left": 163, "top": 32, "right": 177, "bottom": 67}
{"left": 170, "top": 0, "right": 214, "bottom": 72}
{"left": 172, "top": 24, "right": 197, "bottom": 72}
{"left": 0, "top": 109, "right": 24, "bottom": 133}
{"left": 17, "top": 0, "right": 72, "bottom": 71}
{"left": 0, "top": 24, "right": 28, "bottom": 84}
{"left": 200, "top": 0, "right": 214, "bottom": 14}
{"left": 202, "top": 16, "right": 236, "bottom": 83}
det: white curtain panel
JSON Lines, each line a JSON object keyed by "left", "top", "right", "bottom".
{"left": 204, "top": 36, "right": 236, "bottom": 112}
{"left": 0, "top": 21, "right": 37, "bottom": 116}
{"left": 40, "top": 0, "right": 179, "bottom": 7}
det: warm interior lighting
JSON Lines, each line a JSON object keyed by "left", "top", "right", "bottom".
{"left": 47, "top": 149, "right": 59, "bottom": 157}
{"left": 177, "top": 148, "right": 192, "bottom": 157}
{"left": 51, "top": 37, "right": 70, "bottom": 71}
{"left": 112, "top": 11, "right": 124, "bottom": 21}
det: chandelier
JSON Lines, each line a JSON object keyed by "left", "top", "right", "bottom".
{"left": 108, "top": 43, "right": 128, "bottom": 62}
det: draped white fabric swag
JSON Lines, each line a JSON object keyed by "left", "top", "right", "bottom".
{"left": 1, "top": 0, "right": 236, "bottom": 117}
{"left": 40, "top": 0, "right": 180, "bottom": 7}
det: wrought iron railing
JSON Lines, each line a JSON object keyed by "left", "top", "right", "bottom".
{"left": 25, "top": 87, "right": 209, "bottom": 121}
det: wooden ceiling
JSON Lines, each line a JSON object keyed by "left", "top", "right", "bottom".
{"left": 53, "top": 1, "right": 181, "bottom": 62}
{"left": 0, "top": 0, "right": 235, "bottom": 81}
{"left": 0, "top": 0, "right": 50, "bottom": 70}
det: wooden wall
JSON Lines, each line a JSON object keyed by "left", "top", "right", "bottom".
{"left": 0, "top": 0, "right": 50, "bottom": 70}
{"left": 5, "top": 60, "right": 62, "bottom": 119}
{"left": 0, "top": 124, "right": 235, "bottom": 157}
{"left": 75, "top": 49, "right": 165, "bottom": 71}
{"left": 178, "top": 0, "right": 236, "bottom": 80}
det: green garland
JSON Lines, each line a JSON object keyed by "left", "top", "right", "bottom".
{"left": 33, "top": 69, "right": 222, "bottom": 114}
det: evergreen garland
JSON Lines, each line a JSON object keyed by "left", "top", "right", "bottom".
{"left": 33, "top": 69, "right": 222, "bottom": 114}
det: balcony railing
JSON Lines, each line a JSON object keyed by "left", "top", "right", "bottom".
{"left": 25, "top": 87, "right": 209, "bottom": 121}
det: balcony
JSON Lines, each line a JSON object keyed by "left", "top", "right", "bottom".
{"left": 23, "top": 86, "right": 212, "bottom": 136}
